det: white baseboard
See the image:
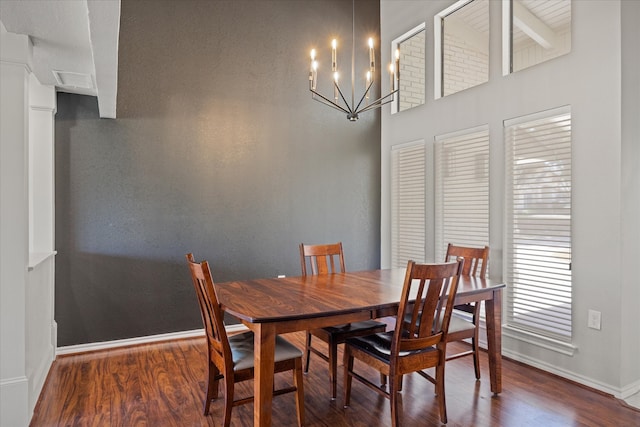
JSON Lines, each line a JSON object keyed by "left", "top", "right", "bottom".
{"left": 481, "top": 321, "right": 636, "bottom": 406}
{"left": 624, "top": 389, "right": 640, "bottom": 410}
{"left": 502, "top": 347, "right": 630, "bottom": 400}
{"left": 621, "top": 379, "right": 640, "bottom": 409}
{"left": 56, "top": 325, "right": 249, "bottom": 356}
{"left": 30, "top": 344, "right": 55, "bottom": 413}
{"left": 0, "top": 376, "right": 29, "bottom": 427}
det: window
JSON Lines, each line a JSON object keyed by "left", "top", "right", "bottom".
{"left": 504, "top": 106, "right": 572, "bottom": 343}
{"left": 435, "top": 0, "right": 489, "bottom": 98}
{"left": 434, "top": 126, "right": 490, "bottom": 262}
{"left": 391, "top": 23, "right": 426, "bottom": 114}
{"left": 391, "top": 141, "right": 426, "bottom": 267}
{"left": 503, "top": 0, "right": 572, "bottom": 75}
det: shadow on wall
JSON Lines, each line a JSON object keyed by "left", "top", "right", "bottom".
{"left": 55, "top": 252, "right": 204, "bottom": 347}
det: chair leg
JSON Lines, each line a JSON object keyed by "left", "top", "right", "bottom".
{"left": 328, "top": 337, "right": 338, "bottom": 399}
{"left": 390, "top": 374, "right": 401, "bottom": 427}
{"left": 203, "top": 362, "right": 218, "bottom": 415}
{"left": 304, "top": 332, "right": 312, "bottom": 373}
{"left": 293, "top": 358, "right": 305, "bottom": 427}
{"left": 396, "top": 374, "right": 403, "bottom": 391}
{"left": 436, "top": 362, "right": 448, "bottom": 424}
{"left": 472, "top": 325, "right": 481, "bottom": 380}
{"left": 343, "top": 347, "right": 354, "bottom": 407}
{"left": 222, "top": 377, "right": 234, "bottom": 427}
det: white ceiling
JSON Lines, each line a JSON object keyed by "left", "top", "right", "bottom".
{"left": 0, "top": 0, "right": 120, "bottom": 118}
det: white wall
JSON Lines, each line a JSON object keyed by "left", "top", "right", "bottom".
{"left": 619, "top": 0, "right": 640, "bottom": 407}
{"left": 1, "top": 21, "right": 57, "bottom": 426}
{"left": 380, "top": 0, "right": 639, "bottom": 403}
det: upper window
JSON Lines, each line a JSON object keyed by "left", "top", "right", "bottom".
{"left": 435, "top": 0, "right": 489, "bottom": 99}
{"left": 391, "top": 23, "right": 426, "bottom": 114}
{"left": 503, "top": 0, "right": 572, "bottom": 74}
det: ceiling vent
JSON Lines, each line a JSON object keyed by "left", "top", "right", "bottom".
{"left": 52, "top": 70, "right": 94, "bottom": 90}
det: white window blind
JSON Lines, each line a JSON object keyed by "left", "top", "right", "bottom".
{"left": 391, "top": 141, "right": 426, "bottom": 267}
{"left": 434, "top": 126, "right": 490, "bottom": 263}
{"left": 504, "top": 107, "right": 572, "bottom": 341}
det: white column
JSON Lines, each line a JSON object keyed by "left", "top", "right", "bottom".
{"left": 1, "top": 22, "right": 32, "bottom": 427}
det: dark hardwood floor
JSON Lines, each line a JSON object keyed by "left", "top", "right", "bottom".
{"left": 30, "top": 332, "right": 639, "bottom": 426}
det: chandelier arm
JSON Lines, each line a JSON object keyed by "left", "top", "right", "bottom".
{"left": 357, "top": 90, "right": 399, "bottom": 113}
{"left": 352, "top": 80, "right": 375, "bottom": 114}
{"left": 358, "top": 98, "right": 395, "bottom": 113}
{"left": 310, "top": 90, "right": 352, "bottom": 114}
{"left": 334, "top": 82, "right": 355, "bottom": 114}
{"left": 357, "top": 89, "right": 398, "bottom": 111}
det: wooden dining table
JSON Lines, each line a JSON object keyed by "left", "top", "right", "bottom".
{"left": 215, "top": 268, "right": 505, "bottom": 427}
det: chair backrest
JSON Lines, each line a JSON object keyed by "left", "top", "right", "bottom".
{"left": 445, "top": 243, "right": 489, "bottom": 277}
{"left": 299, "top": 242, "right": 346, "bottom": 276}
{"left": 185, "top": 253, "right": 231, "bottom": 374}
{"left": 394, "top": 259, "right": 464, "bottom": 353}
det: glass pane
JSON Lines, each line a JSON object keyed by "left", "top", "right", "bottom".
{"left": 511, "top": 0, "right": 571, "bottom": 73}
{"left": 398, "top": 29, "right": 425, "bottom": 112}
{"left": 442, "top": 0, "right": 489, "bottom": 97}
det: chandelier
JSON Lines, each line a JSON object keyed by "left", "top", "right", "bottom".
{"left": 308, "top": 0, "right": 399, "bottom": 121}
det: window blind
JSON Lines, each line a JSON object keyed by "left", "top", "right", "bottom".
{"left": 391, "top": 141, "right": 426, "bottom": 267}
{"left": 504, "top": 107, "right": 572, "bottom": 340}
{"left": 434, "top": 127, "right": 490, "bottom": 264}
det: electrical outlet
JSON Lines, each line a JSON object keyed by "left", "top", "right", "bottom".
{"left": 588, "top": 309, "right": 601, "bottom": 330}
{"left": 277, "top": 274, "right": 286, "bottom": 278}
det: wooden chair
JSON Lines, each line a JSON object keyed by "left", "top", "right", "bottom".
{"left": 444, "top": 243, "right": 489, "bottom": 379}
{"left": 343, "top": 259, "right": 464, "bottom": 426}
{"left": 299, "top": 242, "right": 386, "bottom": 399}
{"left": 185, "top": 254, "right": 305, "bottom": 427}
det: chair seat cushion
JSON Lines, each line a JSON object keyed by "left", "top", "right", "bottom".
{"left": 346, "top": 331, "right": 437, "bottom": 364}
{"left": 230, "top": 331, "right": 303, "bottom": 371}
{"left": 403, "top": 311, "right": 475, "bottom": 334}
{"left": 448, "top": 314, "right": 475, "bottom": 334}
{"left": 322, "top": 320, "right": 386, "bottom": 335}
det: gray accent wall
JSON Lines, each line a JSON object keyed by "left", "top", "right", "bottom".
{"left": 55, "top": 0, "right": 381, "bottom": 346}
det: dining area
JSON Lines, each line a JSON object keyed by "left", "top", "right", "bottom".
{"left": 185, "top": 243, "right": 504, "bottom": 426}
{"left": 4, "top": 0, "right": 638, "bottom": 426}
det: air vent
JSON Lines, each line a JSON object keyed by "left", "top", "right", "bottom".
{"left": 52, "top": 70, "right": 94, "bottom": 90}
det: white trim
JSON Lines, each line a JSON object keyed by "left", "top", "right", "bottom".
{"left": 433, "top": 13, "right": 442, "bottom": 100}
{"left": 621, "top": 379, "right": 640, "bottom": 400}
{"left": 502, "top": 346, "right": 633, "bottom": 401}
{"left": 502, "top": 0, "right": 511, "bottom": 76}
{"left": 27, "top": 251, "right": 56, "bottom": 271}
{"left": 56, "top": 325, "right": 249, "bottom": 356}
{"left": 0, "top": 376, "right": 28, "bottom": 427}
{"left": 503, "top": 104, "right": 571, "bottom": 127}
{"left": 434, "top": 123, "right": 488, "bottom": 142}
{"left": 623, "top": 387, "right": 640, "bottom": 410}
{"left": 503, "top": 325, "right": 577, "bottom": 356}
{"left": 391, "top": 138, "right": 425, "bottom": 152}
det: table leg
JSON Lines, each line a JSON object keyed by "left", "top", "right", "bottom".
{"left": 254, "top": 323, "right": 276, "bottom": 427}
{"left": 484, "top": 288, "right": 503, "bottom": 394}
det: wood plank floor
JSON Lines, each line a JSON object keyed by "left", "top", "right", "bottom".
{"left": 31, "top": 332, "right": 639, "bottom": 426}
